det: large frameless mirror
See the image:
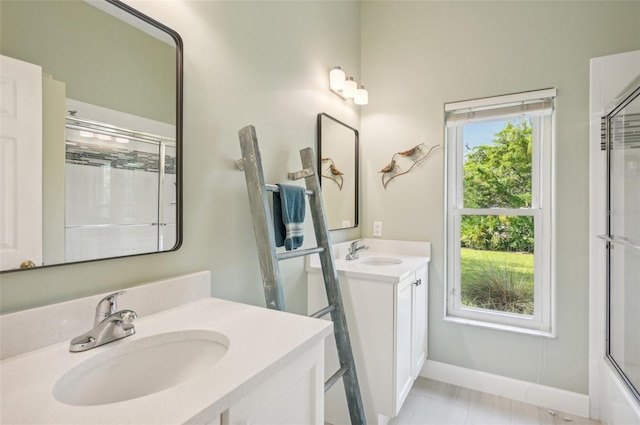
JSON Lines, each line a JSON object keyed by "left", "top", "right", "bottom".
{"left": 0, "top": 0, "right": 183, "bottom": 272}
{"left": 317, "top": 113, "right": 358, "bottom": 230}
{"left": 603, "top": 79, "right": 640, "bottom": 403}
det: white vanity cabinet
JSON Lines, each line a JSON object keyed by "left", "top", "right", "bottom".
{"left": 0, "top": 272, "right": 332, "bottom": 425}
{"left": 396, "top": 265, "right": 428, "bottom": 406}
{"left": 222, "top": 342, "right": 325, "bottom": 425}
{"left": 412, "top": 266, "right": 428, "bottom": 379}
{"left": 306, "top": 243, "right": 430, "bottom": 425}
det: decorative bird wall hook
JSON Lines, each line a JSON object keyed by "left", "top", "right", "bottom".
{"left": 379, "top": 159, "right": 396, "bottom": 174}
{"left": 321, "top": 157, "right": 344, "bottom": 189}
{"left": 379, "top": 143, "right": 439, "bottom": 189}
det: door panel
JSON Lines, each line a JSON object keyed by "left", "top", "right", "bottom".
{"left": 0, "top": 55, "right": 42, "bottom": 270}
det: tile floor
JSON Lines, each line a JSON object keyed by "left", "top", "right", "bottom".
{"left": 389, "top": 378, "right": 601, "bottom": 425}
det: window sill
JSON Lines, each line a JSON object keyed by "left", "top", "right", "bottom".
{"left": 443, "top": 315, "right": 555, "bottom": 338}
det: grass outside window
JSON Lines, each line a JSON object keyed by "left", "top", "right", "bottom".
{"left": 460, "top": 248, "right": 534, "bottom": 315}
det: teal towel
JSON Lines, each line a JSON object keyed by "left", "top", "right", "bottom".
{"left": 274, "top": 184, "right": 305, "bottom": 250}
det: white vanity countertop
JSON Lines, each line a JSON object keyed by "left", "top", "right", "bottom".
{"left": 307, "top": 239, "right": 431, "bottom": 283}
{"left": 0, "top": 297, "right": 332, "bottom": 425}
{"left": 334, "top": 252, "right": 430, "bottom": 282}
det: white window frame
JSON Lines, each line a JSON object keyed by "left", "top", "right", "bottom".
{"left": 444, "top": 88, "right": 556, "bottom": 335}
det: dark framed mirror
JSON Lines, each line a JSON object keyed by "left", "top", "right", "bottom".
{"left": 317, "top": 113, "right": 358, "bottom": 230}
{"left": 0, "top": 0, "right": 183, "bottom": 272}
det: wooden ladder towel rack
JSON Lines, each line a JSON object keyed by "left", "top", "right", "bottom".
{"left": 237, "top": 124, "right": 366, "bottom": 425}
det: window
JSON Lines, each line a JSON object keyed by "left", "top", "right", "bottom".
{"left": 445, "top": 89, "right": 555, "bottom": 333}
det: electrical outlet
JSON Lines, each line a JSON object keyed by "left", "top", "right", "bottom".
{"left": 373, "top": 221, "right": 383, "bottom": 237}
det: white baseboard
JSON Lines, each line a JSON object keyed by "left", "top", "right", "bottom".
{"left": 421, "top": 360, "right": 590, "bottom": 418}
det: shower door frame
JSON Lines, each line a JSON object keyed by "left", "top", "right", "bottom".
{"left": 602, "top": 81, "right": 640, "bottom": 405}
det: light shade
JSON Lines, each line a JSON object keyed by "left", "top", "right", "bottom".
{"left": 354, "top": 85, "right": 368, "bottom": 105}
{"left": 328, "top": 66, "right": 369, "bottom": 105}
{"left": 343, "top": 77, "right": 357, "bottom": 98}
{"left": 329, "top": 66, "right": 346, "bottom": 91}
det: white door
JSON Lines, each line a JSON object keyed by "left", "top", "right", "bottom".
{"left": 0, "top": 55, "right": 43, "bottom": 270}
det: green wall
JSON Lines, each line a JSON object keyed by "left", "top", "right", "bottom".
{"left": 0, "top": 0, "right": 362, "bottom": 314}
{"left": 360, "top": 1, "right": 640, "bottom": 395}
{"left": 0, "top": 0, "right": 175, "bottom": 124}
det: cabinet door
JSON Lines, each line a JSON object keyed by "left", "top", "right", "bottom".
{"left": 395, "top": 276, "right": 413, "bottom": 412}
{"left": 223, "top": 343, "right": 324, "bottom": 425}
{"left": 411, "top": 265, "right": 428, "bottom": 379}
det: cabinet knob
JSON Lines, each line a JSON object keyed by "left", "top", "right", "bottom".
{"left": 413, "top": 279, "right": 422, "bottom": 286}
{"left": 19, "top": 260, "right": 36, "bottom": 269}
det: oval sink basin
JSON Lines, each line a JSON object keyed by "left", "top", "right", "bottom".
{"left": 359, "top": 257, "right": 403, "bottom": 266}
{"left": 53, "top": 329, "right": 229, "bottom": 406}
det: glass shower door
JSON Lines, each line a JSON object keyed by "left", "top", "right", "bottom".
{"left": 64, "top": 119, "right": 175, "bottom": 263}
{"left": 605, "top": 83, "right": 640, "bottom": 403}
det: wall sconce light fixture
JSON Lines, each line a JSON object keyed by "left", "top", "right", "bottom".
{"left": 329, "top": 66, "right": 368, "bottom": 105}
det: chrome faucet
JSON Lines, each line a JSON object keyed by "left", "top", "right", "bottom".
{"left": 345, "top": 239, "right": 369, "bottom": 260}
{"left": 69, "top": 290, "right": 137, "bottom": 352}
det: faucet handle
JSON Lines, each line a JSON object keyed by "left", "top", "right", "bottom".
{"left": 95, "top": 290, "right": 125, "bottom": 325}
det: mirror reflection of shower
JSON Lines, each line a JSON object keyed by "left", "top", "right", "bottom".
{"left": 64, "top": 102, "right": 176, "bottom": 263}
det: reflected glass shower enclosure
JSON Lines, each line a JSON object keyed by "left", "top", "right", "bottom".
{"left": 64, "top": 118, "right": 177, "bottom": 263}
{"left": 602, "top": 81, "right": 640, "bottom": 403}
